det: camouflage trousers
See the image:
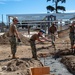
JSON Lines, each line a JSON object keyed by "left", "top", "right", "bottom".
{"left": 48, "top": 33, "right": 55, "bottom": 41}
{"left": 51, "top": 33, "right": 55, "bottom": 41}
{"left": 30, "top": 40, "right": 37, "bottom": 59}
{"left": 9, "top": 36, "right": 17, "bottom": 55}
{"left": 69, "top": 33, "right": 75, "bottom": 47}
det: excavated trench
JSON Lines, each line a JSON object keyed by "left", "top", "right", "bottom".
{"left": 39, "top": 56, "right": 73, "bottom": 75}
{"left": 38, "top": 48, "right": 75, "bottom": 75}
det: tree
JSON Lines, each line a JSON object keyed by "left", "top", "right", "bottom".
{"left": 46, "top": 0, "right": 66, "bottom": 13}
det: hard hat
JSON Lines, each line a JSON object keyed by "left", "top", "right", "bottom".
{"left": 39, "top": 29, "right": 45, "bottom": 33}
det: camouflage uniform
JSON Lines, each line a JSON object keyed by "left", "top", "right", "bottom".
{"left": 9, "top": 24, "right": 17, "bottom": 56}
{"left": 30, "top": 39, "right": 37, "bottom": 59}
{"left": 69, "top": 32, "right": 74, "bottom": 47}
{"left": 9, "top": 36, "right": 17, "bottom": 55}
{"left": 8, "top": 18, "right": 19, "bottom": 59}
{"left": 69, "top": 25, "right": 75, "bottom": 54}
{"left": 51, "top": 33, "right": 55, "bottom": 41}
{"left": 49, "top": 25, "right": 57, "bottom": 42}
{"left": 30, "top": 30, "right": 45, "bottom": 59}
{"left": 69, "top": 25, "right": 75, "bottom": 48}
{"left": 29, "top": 34, "right": 40, "bottom": 59}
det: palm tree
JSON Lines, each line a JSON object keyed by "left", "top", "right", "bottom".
{"left": 46, "top": 5, "right": 55, "bottom": 12}
{"left": 46, "top": 0, "right": 66, "bottom": 13}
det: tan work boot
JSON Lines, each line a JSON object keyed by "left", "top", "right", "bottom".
{"left": 12, "top": 54, "right": 19, "bottom": 59}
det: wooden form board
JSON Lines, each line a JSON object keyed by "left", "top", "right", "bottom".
{"left": 30, "top": 66, "right": 50, "bottom": 75}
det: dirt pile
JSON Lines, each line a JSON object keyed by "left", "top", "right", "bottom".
{"left": 19, "top": 33, "right": 30, "bottom": 46}
{"left": 0, "top": 32, "right": 30, "bottom": 45}
{"left": 54, "top": 49, "right": 72, "bottom": 57}
{"left": 58, "top": 28, "right": 69, "bottom": 38}
{"left": 2, "top": 59, "right": 43, "bottom": 75}
{"left": 61, "top": 55, "right": 75, "bottom": 74}
{"left": 0, "top": 28, "right": 70, "bottom": 45}
{"left": 0, "top": 32, "right": 10, "bottom": 44}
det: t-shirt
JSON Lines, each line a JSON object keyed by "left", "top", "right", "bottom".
{"left": 9, "top": 24, "right": 17, "bottom": 36}
{"left": 49, "top": 26, "right": 57, "bottom": 34}
{"left": 30, "top": 34, "right": 39, "bottom": 41}
{"left": 30, "top": 33, "right": 43, "bottom": 41}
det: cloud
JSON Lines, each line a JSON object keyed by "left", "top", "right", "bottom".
{"left": 0, "top": 0, "right": 23, "bottom": 4}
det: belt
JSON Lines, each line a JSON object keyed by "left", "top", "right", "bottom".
{"left": 30, "top": 39, "right": 35, "bottom": 41}
{"left": 9, "top": 35, "right": 15, "bottom": 37}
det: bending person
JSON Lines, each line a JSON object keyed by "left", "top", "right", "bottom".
{"left": 29, "top": 29, "right": 52, "bottom": 60}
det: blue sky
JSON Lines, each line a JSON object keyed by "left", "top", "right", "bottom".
{"left": 0, "top": 0, "right": 75, "bottom": 22}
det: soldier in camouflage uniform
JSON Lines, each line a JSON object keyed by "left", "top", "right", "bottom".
{"left": 69, "top": 25, "right": 74, "bottom": 49}
{"left": 69, "top": 22, "right": 75, "bottom": 53}
{"left": 49, "top": 23, "right": 57, "bottom": 42}
{"left": 49, "top": 23, "right": 57, "bottom": 46}
{"left": 9, "top": 18, "right": 20, "bottom": 59}
{"left": 30, "top": 29, "right": 52, "bottom": 60}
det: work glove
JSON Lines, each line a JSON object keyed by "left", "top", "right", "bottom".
{"left": 18, "top": 38, "right": 21, "bottom": 42}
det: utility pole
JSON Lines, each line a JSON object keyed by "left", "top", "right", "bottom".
{"left": 1, "top": 14, "right": 4, "bottom": 32}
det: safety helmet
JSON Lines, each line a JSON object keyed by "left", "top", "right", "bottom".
{"left": 39, "top": 29, "right": 45, "bottom": 33}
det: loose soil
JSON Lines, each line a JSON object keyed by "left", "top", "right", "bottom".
{"left": 0, "top": 28, "right": 75, "bottom": 75}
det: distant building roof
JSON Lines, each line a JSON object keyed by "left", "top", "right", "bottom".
{"left": 6, "top": 13, "right": 75, "bottom": 21}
